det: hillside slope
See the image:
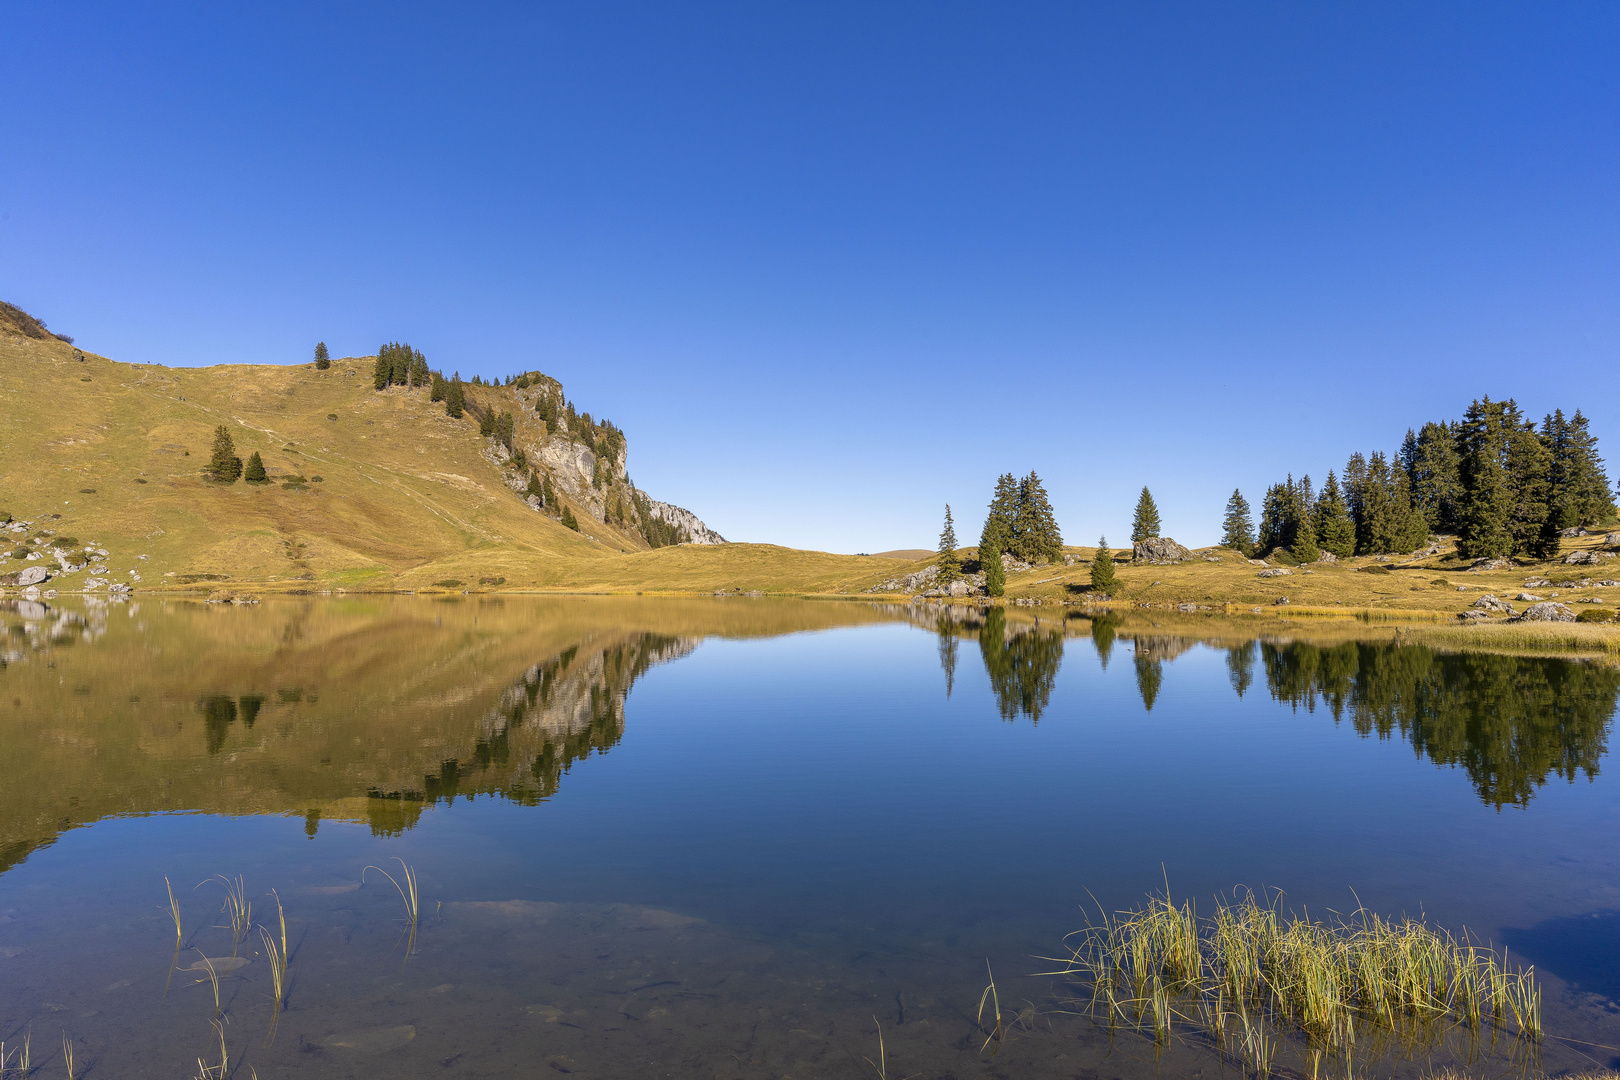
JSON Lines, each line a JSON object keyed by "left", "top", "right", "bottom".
{"left": 0, "top": 311, "right": 884, "bottom": 593}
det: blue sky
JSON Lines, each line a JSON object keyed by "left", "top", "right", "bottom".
{"left": 4, "top": 3, "right": 1617, "bottom": 552}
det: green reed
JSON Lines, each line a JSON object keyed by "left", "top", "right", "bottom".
{"left": 1044, "top": 887, "right": 1540, "bottom": 1077}
{"left": 60, "top": 1033, "right": 73, "bottom": 1080}
{"left": 166, "top": 876, "right": 184, "bottom": 946}
{"left": 362, "top": 858, "right": 420, "bottom": 957}
{"left": 0, "top": 1029, "right": 29, "bottom": 1079}
{"left": 199, "top": 875, "right": 252, "bottom": 956}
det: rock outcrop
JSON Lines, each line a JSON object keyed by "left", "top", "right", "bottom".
{"left": 1564, "top": 550, "right": 1611, "bottom": 565}
{"left": 1511, "top": 601, "right": 1577, "bottom": 623}
{"left": 643, "top": 499, "right": 726, "bottom": 546}
{"left": 1132, "top": 537, "right": 1194, "bottom": 564}
{"left": 1470, "top": 594, "right": 1514, "bottom": 614}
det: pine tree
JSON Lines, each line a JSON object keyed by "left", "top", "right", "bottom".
{"left": 1090, "top": 536, "right": 1118, "bottom": 595}
{"left": 1410, "top": 421, "right": 1463, "bottom": 532}
{"left": 243, "top": 451, "right": 267, "bottom": 483}
{"left": 543, "top": 475, "right": 557, "bottom": 509}
{"left": 1387, "top": 460, "right": 1428, "bottom": 553}
{"left": 1013, "top": 471, "right": 1062, "bottom": 562}
{"left": 936, "top": 505, "right": 960, "bottom": 585}
{"left": 1342, "top": 452, "right": 1369, "bottom": 537}
{"left": 314, "top": 342, "right": 330, "bottom": 370}
{"left": 1564, "top": 410, "right": 1617, "bottom": 526}
{"left": 526, "top": 471, "right": 544, "bottom": 502}
{"left": 208, "top": 425, "right": 242, "bottom": 483}
{"left": 372, "top": 352, "right": 390, "bottom": 391}
{"left": 446, "top": 376, "right": 465, "bottom": 419}
{"left": 1131, "top": 487, "right": 1160, "bottom": 543}
{"left": 985, "top": 474, "right": 1019, "bottom": 555}
{"left": 1314, "top": 472, "right": 1356, "bottom": 558}
{"left": 1457, "top": 397, "right": 1513, "bottom": 559}
{"left": 1257, "top": 482, "right": 1291, "bottom": 554}
{"left": 1504, "top": 408, "right": 1552, "bottom": 557}
{"left": 1290, "top": 520, "right": 1320, "bottom": 562}
{"left": 1358, "top": 454, "right": 1395, "bottom": 554}
{"left": 430, "top": 372, "right": 446, "bottom": 402}
{"left": 1221, "top": 489, "right": 1254, "bottom": 554}
{"left": 561, "top": 506, "right": 580, "bottom": 531}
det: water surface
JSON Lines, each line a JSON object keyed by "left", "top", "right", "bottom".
{"left": 3, "top": 596, "right": 1619, "bottom": 1078}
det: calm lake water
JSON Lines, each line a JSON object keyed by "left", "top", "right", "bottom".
{"left": 3, "top": 595, "right": 1620, "bottom": 1079}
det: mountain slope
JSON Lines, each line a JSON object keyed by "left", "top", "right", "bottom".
{"left": 0, "top": 311, "right": 882, "bottom": 593}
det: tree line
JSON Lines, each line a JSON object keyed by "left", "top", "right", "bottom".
{"left": 1221, "top": 397, "right": 1616, "bottom": 561}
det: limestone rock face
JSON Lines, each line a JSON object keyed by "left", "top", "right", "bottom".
{"left": 1133, "top": 537, "right": 1193, "bottom": 564}
{"left": 1512, "top": 601, "right": 1577, "bottom": 623}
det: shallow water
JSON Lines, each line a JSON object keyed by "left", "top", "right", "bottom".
{"left": 2, "top": 596, "right": 1619, "bottom": 1078}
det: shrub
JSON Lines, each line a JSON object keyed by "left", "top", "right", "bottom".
{"left": 134, "top": 478, "right": 148, "bottom": 484}
{"left": 310, "top": 475, "right": 324, "bottom": 482}
{"left": 1357, "top": 565, "right": 1392, "bottom": 575}
{"left": 79, "top": 488, "right": 96, "bottom": 494}
{"left": 561, "top": 507, "right": 580, "bottom": 531}
{"left": 326, "top": 413, "right": 337, "bottom": 421}
{"left": 433, "top": 579, "right": 464, "bottom": 589}
{"left": 478, "top": 576, "right": 507, "bottom": 586}
{"left": 1577, "top": 608, "right": 1618, "bottom": 623}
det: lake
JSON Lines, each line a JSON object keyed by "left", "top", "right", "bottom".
{"left": 2, "top": 595, "right": 1619, "bottom": 1079}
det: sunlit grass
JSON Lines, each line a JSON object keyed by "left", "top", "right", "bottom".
{"left": 363, "top": 857, "right": 420, "bottom": 957}
{"left": 199, "top": 875, "right": 252, "bottom": 956}
{"left": 1043, "top": 887, "right": 1540, "bottom": 1078}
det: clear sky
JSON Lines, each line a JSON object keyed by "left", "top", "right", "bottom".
{"left": 4, "top": 3, "right": 1617, "bottom": 552}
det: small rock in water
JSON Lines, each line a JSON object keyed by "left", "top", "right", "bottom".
{"left": 183, "top": 956, "right": 251, "bottom": 973}
{"left": 321, "top": 1025, "right": 416, "bottom": 1053}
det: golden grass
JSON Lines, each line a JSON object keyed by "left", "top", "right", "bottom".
{"left": 1045, "top": 887, "right": 1541, "bottom": 1077}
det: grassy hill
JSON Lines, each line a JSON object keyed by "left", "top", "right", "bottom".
{"left": 0, "top": 310, "right": 889, "bottom": 593}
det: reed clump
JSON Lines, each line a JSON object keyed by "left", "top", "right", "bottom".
{"left": 1046, "top": 888, "right": 1540, "bottom": 1077}
{"left": 199, "top": 875, "right": 252, "bottom": 955}
{"left": 362, "top": 857, "right": 420, "bottom": 957}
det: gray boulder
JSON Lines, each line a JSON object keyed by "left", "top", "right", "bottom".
{"left": 1316, "top": 551, "right": 1338, "bottom": 563}
{"left": 1511, "top": 601, "right": 1577, "bottom": 623}
{"left": 1560, "top": 527, "right": 1588, "bottom": 538}
{"left": 1456, "top": 610, "right": 1490, "bottom": 620}
{"left": 1606, "top": 532, "right": 1620, "bottom": 548}
{"left": 1564, "top": 550, "right": 1610, "bottom": 565}
{"left": 16, "top": 566, "right": 50, "bottom": 587}
{"left": 1471, "top": 557, "right": 1513, "bottom": 571}
{"left": 1258, "top": 568, "right": 1292, "bottom": 578}
{"left": 1471, "top": 595, "right": 1514, "bottom": 614}
{"left": 1132, "top": 537, "right": 1194, "bottom": 564}
{"left": 1514, "top": 592, "right": 1543, "bottom": 602}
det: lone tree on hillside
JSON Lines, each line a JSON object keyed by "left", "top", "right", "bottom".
{"left": 936, "top": 505, "right": 960, "bottom": 585}
{"left": 314, "top": 342, "right": 330, "bottom": 370}
{"left": 1090, "top": 536, "right": 1118, "bottom": 595}
{"left": 1131, "top": 487, "right": 1160, "bottom": 543}
{"left": 209, "top": 426, "right": 243, "bottom": 483}
{"left": 1220, "top": 489, "right": 1254, "bottom": 554}
{"left": 244, "top": 451, "right": 268, "bottom": 483}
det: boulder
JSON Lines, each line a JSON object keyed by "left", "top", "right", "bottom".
{"left": 946, "top": 579, "right": 976, "bottom": 597}
{"left": 1247, "top": 558, "right": 1268, "bottom": 566}
{"left": 1456, "top": 610, "right": 1490, "bottom": 620}
{"left": 1471, "top": 557, "right": 1513, "bottom": 571}
{"left": 1563, "top": 550, "right": 1611, "bottom": 565}
{"left": 1274, "top": 596, "right": 1291, "bottom": 605}
{"left": 1258, "top": 568, "right": 1292, "bottom": 578}
{"left": 1511, "top": 601, "right": 1577, "bottom": 623}
{"left": 1606, "top": 532, "right": 1620, "bottom": 548}
{"left": 1560, "top": 527, "right": 1588, "bottom": 538}
{"left": 1514, "top": 592, "right": 1543, "bottom": 602}
{"left": 1132, "top": 537, "right": 1194, "bottom": 564}
{"left": 16, "top": 566, "right": 50, "bottom": 587}
{"left": 1471, "top": 595, "right": 1514, "bottom": 614}
{"left": 1523, "top": 577, "right": 1552, "bottom": 588}
{"left": 1579, "top": 597, "right": 1604, "bottom": 604}
{"left": 1316, "top": 551, "right": 1338, "bottom": 563}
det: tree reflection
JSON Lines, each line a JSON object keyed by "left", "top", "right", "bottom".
{"left": 977, "top": 607, "right": 1064, "bottom": 723}
{"left": 1262, "top": 641, "right": 1620, "bottom": 808}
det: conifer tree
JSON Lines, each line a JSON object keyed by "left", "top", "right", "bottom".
{"left": 526, "top": 471, "right": 544, "bottom": 502}
{"left": 1458, "top": 397, "right": 1513, "bottom": 559}
{"left": 1314, "top": 472, "right": 1356, "bottom": 558}
{"left": 372, "top": 352, "right": 391, "bottom": 391}
{"left": 1410, "top": 421, "right": 1463, "bottom": 532}
{"left": 561, "top": 506, "right": 580, "bottom": 531}
{"left": 1090, "top": 536, "right": 1117, "bottom": 595}
{"left": 430, "top": 372, "right": 446, "bottom": 402}
{"left": 243, "top": 451, "right": 267, "bottom": 483}
{"left": 985, "top": 473, "right": 1019, "bottom": 555}
{"left": 1563, "top": 410, "right": 1617, "bottom": 526}
{"left": 1504, "top": 410, "right": 1553, "bottom": 557}
{"left": 1012, "top": 471, "right": 1062, "bottom": 562}
{"left": 1131, "top": 487, "right": 1160, "bottom": 543}
{"left": 543, "top": 475, "right": 557, "bottom": 509}
{"left": 446, "top": 376, "right": 465, "bottom": 419}
{"left": 208, "top": 425, "right": 243, "bottom": 483}
{"left": 936, "top": 505, "right": 960, "bottom": 584}
{"left": 479, "top": 410, "right": 496, "bottom": 437}
{"left": 1221, "top": 489, "right": 1254, "bottom": 554}
{"left": 592, "top": 457, "right": 605, "bottom": 490}
{"left": 314, "top": 342, "right": 330, "bottom": 370}
{"left": 1290, "top": 520, "right": 1320, "bottom": 562}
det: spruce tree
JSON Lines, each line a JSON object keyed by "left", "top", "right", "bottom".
{"left": 1358, "top": 454, "right": 1395, "bottom": 554}
{"left": 446, "top": 376, "right": 465, "bottom": 419}
{"left": 936, "top": 505, "right": 960, "bottom": 585}
{"left": 1564, "top": 410, "right": 1617, "bottom": 526}
{"left": 1090, "top": 536, "right": 1118, "bottom": 595}
{"left": 1290, "top": 521, "right": 1320, "bottom": 562}
{"left": 1220, "top": 489, "right": 1254, "bottom": 554}
{"left": 1457, "top": 397, "right": 1513, "bottom": 559}
{"left": 1013, "top": 471, "right": 1062, "bottom": 562}
{"left": 979, "top": 509, "right": 1007, "bottom": 597}
{"left": 372, "top": 352, "right": 391, "bottom": 390}
{"left": 1410, "top": 420, "right": 1463, "bottom": 532}
{"left": 243, "top": 451, "right": 267, "bottom": 483}
{"left": 1314, "top": 472, "right": 1356, "bottom": 557}
{"left": 208, "top": 425, "right": 243, "bottom": 483}
{"left": 985, "top": 474, "right": 1019, "bottom": 555}
{"left": 1130, "top": 487, "right": 1160, "bottom": 543}
{"left": 1258, "top": 482, "right": 1290, "bottom": 554}
{"left": 314, "top": 342, "right": 330, "bottom": 370}
{"left": 1342, "top": 452, "right": 1369, "bottom": 538}
{"left": 430, "top": 372, "right": 446, "bottom": 402}
{"left": 543, "top": 475, "right": 557, "bottom": 509}
{"left": 1503, "top": 407, "right": 1552, "bottom": 557}
{"left": 561, "top": 506, "right": 580, "bottom": 531}
{"left": 526, "top": 471, "right": 544, "bottom": 502}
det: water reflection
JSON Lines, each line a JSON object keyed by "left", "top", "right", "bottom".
{"left": 1262, "top": 641, "right": 1620, "bottom": 808}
